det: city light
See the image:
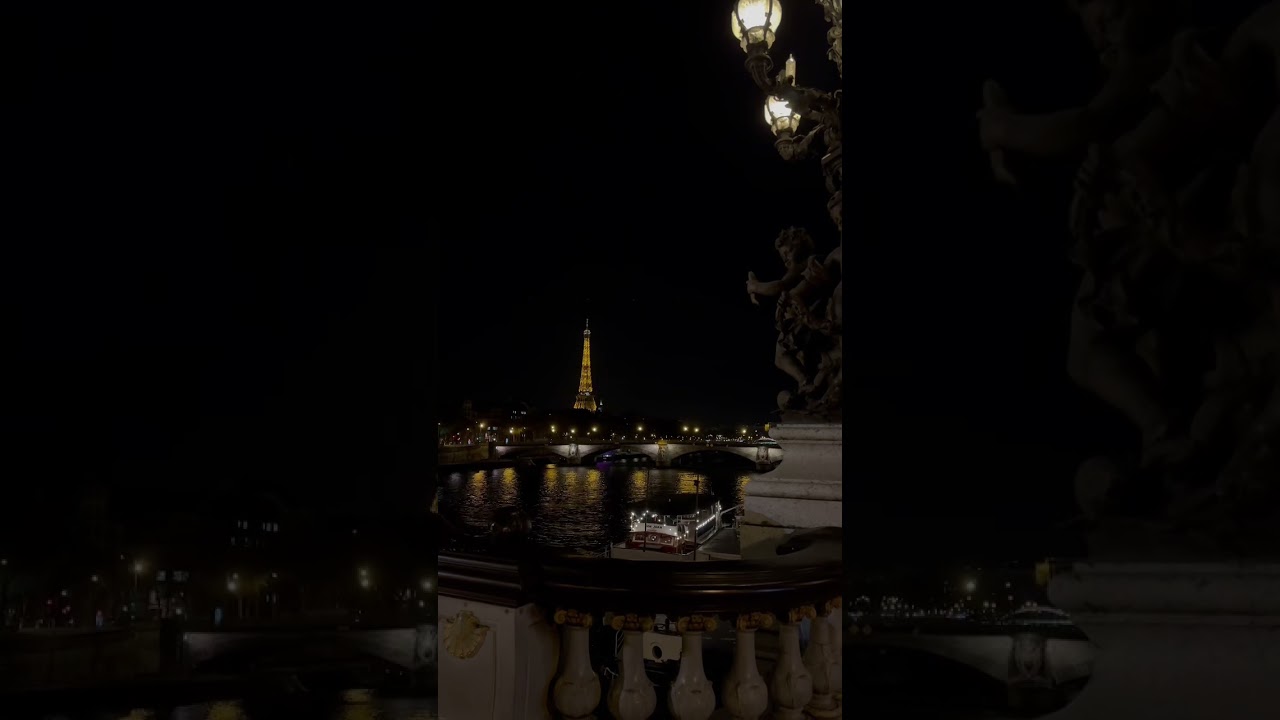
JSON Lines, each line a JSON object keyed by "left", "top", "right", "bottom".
{"left": 133, "top": 561, "right": 145, "bottom": 574}
{"left": 421, "top": 578, "right": 433, "bottom": 591}
{"left": 90, "top": 574, "right": 99, "bottom": 583}
{"left": 637, "top": 424, "right": 644, "bottom": 432}
{"left": 227, "top": 579, "right": 239, "bottom": 593}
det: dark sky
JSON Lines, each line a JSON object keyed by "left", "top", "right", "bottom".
{"left": 436, "top": 2, "right": 1094, "bottom": 522}
{"left": 436, "top": 0, "right": 1259, "bottom": 530}
{"left": 437, "top": 2, "right": 837, "bottom": 428}
{"left": 4, "top": 11, "right": 429, "bottom": 516}
{"left": 6, "top": 3, "right": 1265, "bottom": 537}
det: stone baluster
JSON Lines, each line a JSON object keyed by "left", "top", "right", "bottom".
{"left": 828, "top": 597, "right": 843, "bottom": 703}
{"left": 803, "top": 598, "right": 841, "bottom": 718}
{"left": 722, "top": 612, "right": 772, "bottom": 720}
{"left": 553, "top": 609, "right": 600, "bottom": 720}
{"left": 771, "top": 606, "right": 815, "bottom": 720}
{"left": 607, "top": 613, "right": 658, "bottom": 720}
{"left": 668, "top": 615, "right": 718, "bottom": 720}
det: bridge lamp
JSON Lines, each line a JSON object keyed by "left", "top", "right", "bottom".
{"left": 694, "top": 427, "right": 700, "bottom": 433}
{"left": 570, "top": 428, "right": 576, "bottom": 435}
{"left": 764, "top": 93, "right": 800, "bottom": 137}
{"left": 551, "top": 425, "right": 556, "bottom": 432}
{"left": 421, "top": 578, "right": 433, "bottom": 591}
{"left": 591, "top": 426, "right": 598, "bottom": 433}
{"left": 683, "top": 426, "right": 688, "bottom": 432}
{"left": 730, "top": 0, "right": 782, "bottom": 54}
{"left": 637, "top": 425, "right": 644, "bottom": 432}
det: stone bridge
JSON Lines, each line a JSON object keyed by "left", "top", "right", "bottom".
{"left": 492, "top": 441, "right": 783, "bottom": 469}
{"left": 183, "top": 625, "right": 437, "bottom": 683}
{"left": 849, "top": 628, "right": 1094, "bottom": 692}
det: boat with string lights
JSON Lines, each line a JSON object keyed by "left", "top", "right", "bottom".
{"left": 613, "top": 493, "right": 740, "bottom": 560}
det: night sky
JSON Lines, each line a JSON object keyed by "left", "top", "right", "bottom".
{"left": 437, "top": 2, "right": 837, "bottom": 428}
{"left": 437, "top": 0, "right": 1258, "bottom": 537}
{"left": 6, "top": 3, "right": 1267, "bottom": 546}
{"left": 438, "top": 2, "right": 1091, "bottom": 526}
{"left": 4, "top": 10, "right": 429, "bottom": 520}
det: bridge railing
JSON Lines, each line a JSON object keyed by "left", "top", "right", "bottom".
{"left": 437, "top": 528, "right": 843, "bottom": 719}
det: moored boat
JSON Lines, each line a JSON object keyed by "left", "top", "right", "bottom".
{"left": 615, "top": 493, "right": 732, "bottom": 557}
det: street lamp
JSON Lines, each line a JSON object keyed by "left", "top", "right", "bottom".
{"left": 730, "top": 0, "right": 842, "bottom": 229}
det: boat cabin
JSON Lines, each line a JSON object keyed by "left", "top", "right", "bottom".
{"left": 622, "top": 493, "right": 723, "bottom": 555}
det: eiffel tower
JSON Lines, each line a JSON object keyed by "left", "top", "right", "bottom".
{"left": 572, "top": 319, "right": 598, "bottom": 412}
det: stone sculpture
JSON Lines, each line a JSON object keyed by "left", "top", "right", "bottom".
{"left": 747, "top": 227, "right": 843, "bottom": 422}
{"left": 980, "top": 0, "right": 1280, "bottom": 554}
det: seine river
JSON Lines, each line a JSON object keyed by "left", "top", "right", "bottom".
{"left": 437, "top": 462, "right": 753, "bottom": 549}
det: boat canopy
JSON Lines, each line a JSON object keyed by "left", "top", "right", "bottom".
{"left": 625, "top": 492, "right": 719, "bottom": 519}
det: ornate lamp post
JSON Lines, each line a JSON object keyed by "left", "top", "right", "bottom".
{"left": 733, "top": 0, "right": 843, "bottom": 421}
{"left": 731, "top": 0, "right": 842, "bottom": 231}
{"left": 731, "top": 1, "right": 845, "bottom": 572}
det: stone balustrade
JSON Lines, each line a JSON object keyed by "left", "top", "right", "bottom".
{"left": 438, "top": 527, "right": 843, "bottom": 719}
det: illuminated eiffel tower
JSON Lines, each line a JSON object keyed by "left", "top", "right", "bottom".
{"left": 572, "top": 319, "right": 598, "bottom": 412}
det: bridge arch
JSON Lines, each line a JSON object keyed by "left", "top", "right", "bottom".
{"left": 496, "top": 445, "right": 570, "bottom": 462}
{"left": 580, "top": 445, "right": 659, "bottom": 464}
{"left": 669, "top": 447, "right": 760, "bottom": 470}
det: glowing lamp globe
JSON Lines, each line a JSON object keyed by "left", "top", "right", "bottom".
{"left": 731, "top": 0, "right": 782, "bottom": 53}
{"left": 764, "top": 96, "right": 800, "bottom": 136}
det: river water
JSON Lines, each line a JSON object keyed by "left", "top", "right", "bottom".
{"left": 437, "top": 463, "right": 753, "bottom": 549}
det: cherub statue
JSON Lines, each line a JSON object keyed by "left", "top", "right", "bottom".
{"left": 978, "top": 0, "right": 1196, "bottom": 471}
{"left": 747, "top": 228, "right": 834, "bottom": 415}
{"left": 983, "top": 0, "right": 1280, "bottom": 549}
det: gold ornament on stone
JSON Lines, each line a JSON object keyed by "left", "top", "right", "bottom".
{"left": 735, "top": 612, "right": 775, "bottom": 632}
{"left": 787, "top": 605, "right": 817, "bottom": 623}
{"left": 609, "top": 613, "right": 655, "bottom": 632}
{"left": 442, "top": 610, "right": 490, "bottom": 660}
{"left": 553, "top": 608, "right": 594, "bottom": 628}
{"left": 676, "top": 615, "right": 718, "bottom": 633}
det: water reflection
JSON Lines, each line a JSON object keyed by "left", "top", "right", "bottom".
{"left": 439, "top": 464, "right": 754, "bottom": 549}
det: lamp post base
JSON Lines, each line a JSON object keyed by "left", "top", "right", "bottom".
{"left": 740, "top": 423, "right": 842, "bottom": 559}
